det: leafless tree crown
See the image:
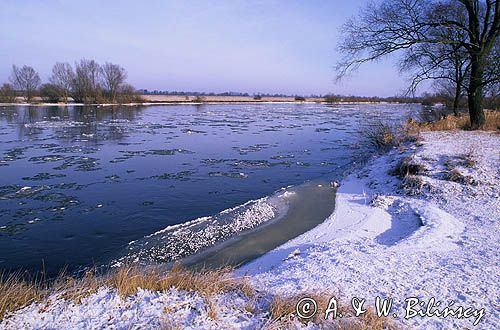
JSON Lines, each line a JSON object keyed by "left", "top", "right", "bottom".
{"left": 337, "top": 0, "right": 499, "bottom": 128}
{"left": 49, "top": 62, "right": 75, "bottom": 102}
{"left": 101, "top": 63, "right": 127, "bottom": 102}
{"left": 9, "top": 65, "right": 41, "bottom": 101}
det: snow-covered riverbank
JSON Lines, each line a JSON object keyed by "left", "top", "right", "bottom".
{"left": 1, "top": 130, "right": 498, "bottom": 329}
{"left": 242, "top": 130, "right": 499, "bottom": 329}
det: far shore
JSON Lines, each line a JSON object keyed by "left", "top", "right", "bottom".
{"left": 0, "top": 94, "right": 412, "bottom": 106}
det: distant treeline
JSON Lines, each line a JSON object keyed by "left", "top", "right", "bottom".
{"left": 139, "top": 90, "right": 426, "bottom": 103}
{"left": 325, "top": 93, "right": 499, "bottom": 109}
{"left": 323, "top": 94, "right": 420, "bottom": 103}
{"left": 139, "top": 90, "right": 296, "bottom": 98}
{"left": 418, "top": 92, "right": 499, "bottom": 111}
{"left": 0, "top": 60, "right": 142, "bottom": 104}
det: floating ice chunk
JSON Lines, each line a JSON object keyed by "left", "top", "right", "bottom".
{"left": 24, "top": 121, "right": 85, "bottom": 129}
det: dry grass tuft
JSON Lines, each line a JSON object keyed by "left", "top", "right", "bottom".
{"left": 363, "top": 121, "right": 420, "bottom": 151}
{"left": 55, "top": 270, "right": 108, "bottom": 304}
{"left": 390, "top": 155, "right": 426, "bottom": 178}
{"left": 401, "top": 175, "right": 428, "bottom": 195}
{"left": 206, "top": 298, "right": 218, "bottom": 320}
{"left": 446, "top": 169, "right": 476, "bottom": 185}
{"left": 161, "top": 263, "right": 255, "bottom": 298}
{"left": 107, "top": 265, "right": 163, "bottom": 297}
{"left": 458, "top": 151, "right": 476, "bottom": 168}
{"left": 0, "top": 272, "right": 46, "bottom": 320}
{"left": 268, "top": 295, "right": 296, "bottom": 324}
{"left": 406, "top": 110, "right": 500, "bottom": 133}
{"left": 363, "top": 122, "right": 402, "bottom": 149}
{"left": 267, "top": 293, "right": 330, "bottom": 328}
{"left": 106, "top": 263, "right": 255, "bottom": 299}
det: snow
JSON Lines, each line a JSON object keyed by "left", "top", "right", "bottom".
{"left": 1, "top": 131, "right": 498, "bottom": 329}
{"left": 242, "top": 130, "right": 499, "bottom": 329}
{"left": 0, "top": 287, "right": 263, "bottom": 329}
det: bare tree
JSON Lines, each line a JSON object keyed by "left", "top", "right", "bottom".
{"left": 461, "top": 0, "right": 499, "bottom": 127}
{"left": 337, "top": 0, "right": 500, "bottom": 129}
{"left": 117, "top": 83, "right": 140, "bottom": 103}
{"left": 482, "top": 37, "right": 500, "bottom": 96}
{"left": 72, "top": 59, "right": 102, "bottom": 103}
{"left": 0, "top": 83, "right": 17, "bottom": 103}
{"left": 101, "top": 62, "right": 127, "bottom": 102}
{"left": 434, "top": 78, "right": 467, "bottom": 110}
{"left": 9, "top": 65, "right": 41, "bottom": 102}
{"left": 49, "top": 62, "right": 74, "bottom": 102}
{"left": 400, "top": 40, "right": 470, "bottom": 114}
{"left": 397, "top": 4, "right": 471, "bottom": 114}
{"left": 428, "top": 31, "right": 498, "bottom": 111}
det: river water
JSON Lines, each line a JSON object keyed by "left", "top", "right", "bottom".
{"left": 0, "top": 103, "right": 421, "bottom": 276}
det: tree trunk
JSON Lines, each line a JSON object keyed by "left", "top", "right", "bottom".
{"left": 453, "top": 84, "right": 461, "bottom": 116}
{"left": 467, "top": 54, "right": 486, "bottom": 129}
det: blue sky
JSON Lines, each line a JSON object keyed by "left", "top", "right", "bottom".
{"left": 0, "top": 0, "right": 409, "bottom": 96}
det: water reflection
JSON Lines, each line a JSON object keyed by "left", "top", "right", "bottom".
{"left": 0, "top": 105, "right": 146, "bottom": 142}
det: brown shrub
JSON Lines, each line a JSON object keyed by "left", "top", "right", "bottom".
{"left": 363, "top": 122, "right": 403, "bottom": 149}
{"left": 192, "top": 96, "right": 206, "bottom": 103}
{"left": 0, "top": 83, "right": 17, "bottom": 103}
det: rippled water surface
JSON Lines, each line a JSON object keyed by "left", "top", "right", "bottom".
{"left": 0, "top": 103, "right": 421, "bottom": 275}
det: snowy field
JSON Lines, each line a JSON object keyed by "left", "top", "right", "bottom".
{"left": 1, "top": 131, "right": 498, "bottom": 329}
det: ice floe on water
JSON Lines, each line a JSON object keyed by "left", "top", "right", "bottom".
{"left": 111, "top": 188, "right": 295, "bottom": 267}
{"left": 24, "top": 121, "right": 86, "bottom": 129}
{"left": 208, "top": 171, "right": 248, "bottom": 179}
